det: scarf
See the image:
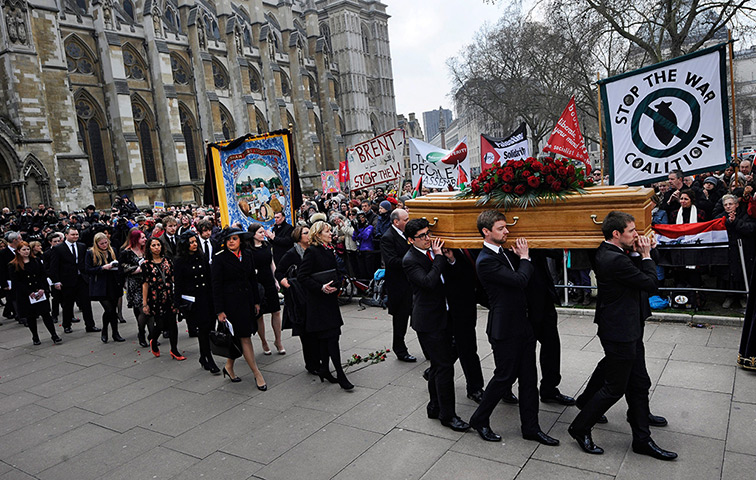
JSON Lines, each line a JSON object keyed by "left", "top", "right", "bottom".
{"left": 294, "top": 243, "right": 306, "bottom": 259}
{"left": 676, "top": 205, "right": 698, "bottom": 224}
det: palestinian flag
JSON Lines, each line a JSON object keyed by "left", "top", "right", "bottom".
{"left": 653, "top": 217, "right": 729, "bottom": 267}
{"left": 653, "top": 217, "right": 728, "bottom": 245}
{"left": 412, "top": 176, "right": 423, "bottom": 198}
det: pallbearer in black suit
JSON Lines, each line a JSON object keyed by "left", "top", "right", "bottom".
{"left": 48, "top": 226, "right": 99, "bottom": 334}
{"left": 379, "top": 208, "right": 417, "bottom": 362}
{"left": 568, "top": 211, "right": 676, "bottom": 460}
{"left": 402, "top": 218, "right": 469, "bottom": 433}
{"left": 468, "top": 210, "right": 558, "bottom": 446}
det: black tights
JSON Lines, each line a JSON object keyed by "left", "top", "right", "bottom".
{"left": 133, "top": 307, "right": 151, "bottom": 340}
{"left": 27, "top": 311, "right": 57, "bottom": 341}
{"left": 149, "top": 312, "right": 178, "bottom": 354}
{"left": 319, "top": 336, "right": 346, "bottom": 378}
{"left": 99, "top": 299, "right": 120, "bottom": 338}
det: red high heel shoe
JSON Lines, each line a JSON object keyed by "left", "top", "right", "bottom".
{"left": 170, "top": 351, "right": 186, "bottom": 361}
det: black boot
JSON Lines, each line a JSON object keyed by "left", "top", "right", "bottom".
{"left": 101, "top": 321, "right": 108, "bottom": 343}
{"left": 111, "top": 315, "right": 125, "bottom": 342}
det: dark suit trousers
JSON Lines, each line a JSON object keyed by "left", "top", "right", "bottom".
{"left": 417, "top": 325, "right": 456, "bottom": 421}
{"left": 571, "top": 338, "right": 651, "bottom": 442}
{"left": 470, "top": 336, "right": 540, "bottom": 435}
{"left": 530, "top": 304, "right": 562, "bottom": 397}
{"left": 61, "top": 276, "right": 94, "bottom": 329}
{"left": 391, "top": 296, "right": 412, "bottom": 356}
{"left": 450, "top": 312, "right": 484, "bottom": 394}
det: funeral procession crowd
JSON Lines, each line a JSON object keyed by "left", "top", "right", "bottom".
{"left": 4, "top": 162, "right": 756, "bottom": 462}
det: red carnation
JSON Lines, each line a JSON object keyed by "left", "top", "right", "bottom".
{"left": 551, "top": 181, "right": 562, "bottom": 191}
{"left": 531, "top": 161, "right": 543, "bottom": 172}
{"left": 522, "top": 170, "right": 532, "bottom": 178}
{"left": 513, "top": 160, "right": 524, "bottom": 169}
{"left": 578, "top": 180, "right": 585, "bottom": 188}
{"left": 526, "top": 157, "right": 537, "bottom": 163}
{"left": 483, "top": 183, "right": 492, "bottom": 193}
{"left": 546, "top": 175, "right": 556, "bottom": 184}
{"left": 497, "top": 168, "right": 504, "bottom": 177}
{"left": 557, "top": 167, "right": 567, "bottom": 176}
{"left": 514, "top": 184, "right": 527, "bottom": 195}
{"left": 527, "top": 176, "right": 541, "bottom": 188}
{"left": 567, "top": 164, "right": 576, "bottom": 175}
{"left": 502, "top": 183, "right": 513, "bottom": 193}
{"left": 502, "top": 171, "right": 515, "bottom": 182}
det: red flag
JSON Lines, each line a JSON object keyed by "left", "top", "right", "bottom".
{"left": 338, "top": 160, "right": 349, "bottom": 183}
{"left": 543, "top": 97, "right": 590, "bottom": 171}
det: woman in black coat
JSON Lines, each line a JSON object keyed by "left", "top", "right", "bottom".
{"left": 248, "top": 223, "right": 284, "bottom": 355}
{"left": 9, "top": 241, "right": 61, "bottom": 345}
{"left": 174, "top": 231, "right": 219, "bottom": 374}
{"left": 276, "top": 225, "right": 321, "bottom": 374}
{"left": 298, "top": 220, "right": 353, "bottom": 390}
{"left": 211, "top": 228, "right": 266, "bottom": 390}
{"left": 85, "top": 232, "right": 124, "bottom": 343}
{"left": 717, "top": 194, "right": 756, "bottom": 308}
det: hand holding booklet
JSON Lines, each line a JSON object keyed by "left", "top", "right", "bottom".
{"left": 225, "top": 319, "right": 235, "bottom": 336}
{"left": 29, "top": 292, "right": 47, "bottom": 304}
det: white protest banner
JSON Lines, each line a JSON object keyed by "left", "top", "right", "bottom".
{"left": 346, "top": 128, "right": 404, "bottom": 190}
{"left": 481, "top": 123, "right": 529, "bottom": 172}
{"left": 408, "top": 137, "right": 470, "bottom": 189}
{"left": 599, "top": 43, "right": 730, "bottom": 185}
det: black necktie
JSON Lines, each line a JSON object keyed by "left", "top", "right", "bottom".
{"left": 204, "top": 240, "right": 210, "bottom": 261}
{"left": 498, "top": 247, "right": 515, "bottom": 270}
{"left": 70, "top": 243, "right": 77, "bottom": 262}
{"left": 169, "top": 236, "right": 175, "bottom": 249}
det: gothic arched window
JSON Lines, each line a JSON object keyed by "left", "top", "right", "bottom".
{"left": 249, "top": 67, "right": 261, "bottom": 93}
{"left": 319, "top": 22, "right": 332, "bottom": 53}
{"left": 309, "top": 75, "right": 318, "bottom": 102}
{"left": 171, "top": 53, "right": 190, "bottom": 85}
{"left": 65, "top": 37, "right": 95, "bottom": 75}
{"left": 361, "top": 24, "right": 370, "bottom": 54}
{"left": 212, "top": 60, "right": 228, "bottom": 89}
{"left": 132, "top": 99, "right": 159, "bottom": 183}
{"left": 280, "top": 72, "right": 290, "bottom": 97}
{"left": 179, "top": 105, "right": 200, "bottom": 180}
{"left": 123, "top": 45, "right": 147, "bottom": 81}
{"left": 75, "top": 97, "right": 108, "bottom": 186}
{"left": 123, "top": 0, "right": 135, "bottom": 22}
{"left": 219, "top": 105, "right": 235, "bottom": 140}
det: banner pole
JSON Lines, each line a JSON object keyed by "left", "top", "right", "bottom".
{"left": 729, "top": 30, "right": 738, "bottom": 161}
{"left": 597, "top": 73, "right": 604, "bottom": 186}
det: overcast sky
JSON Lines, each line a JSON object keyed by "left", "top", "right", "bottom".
{"left": 384, "top": 0, "right": 507, "bottom": 130}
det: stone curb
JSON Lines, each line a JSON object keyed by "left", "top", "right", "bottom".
{"left": 555, "top": 307, "right": 745, "bottom": 327}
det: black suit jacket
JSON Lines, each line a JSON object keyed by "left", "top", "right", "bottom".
{"left": 402, "top": 247, "right": 449, "bottom": 333}
{"left": 476, "top": 246, "right": 534, "bottom": 341}
{"left": 380, "top": 226, "right": 411, "bottom": 313}
{"left": 270, "top": 222, "right": 294, "bottom": 265}
{"left": 49, "top": 241, "right": 88, "bottom": 286}
{"left": 593, "top": 242, "right": 658, "bottom": 343}
{"left": 161, "top": 235, "right": 178, "bottom": 259}
{"left": 0, "top": 247, "right": 15, "bottom": 286}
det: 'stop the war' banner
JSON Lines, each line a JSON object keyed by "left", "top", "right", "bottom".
{"left": 346, "top": 128, "right": 404, "bottom": 190}
{"left": 207, "top": 132, "right": 296, "bottom": 230}
{"left": 599, "top": 42, "right": 731, "bottom": 186}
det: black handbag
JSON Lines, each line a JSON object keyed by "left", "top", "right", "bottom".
{"left": 208, "top": 321, "right": 242, "bottom": 359}
{"left": 177, "top": 299, "right": 194, "bottom": 317}
{"left": 311, "top": 269, "right": 340, "bottom": 287}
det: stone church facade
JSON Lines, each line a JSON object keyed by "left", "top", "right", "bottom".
{"left": 0, "top": 0, "right": 396, "bottom": 211}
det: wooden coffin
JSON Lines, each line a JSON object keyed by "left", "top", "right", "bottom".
{"left": 404, "top": 186, "right": 654, "bottom": 249}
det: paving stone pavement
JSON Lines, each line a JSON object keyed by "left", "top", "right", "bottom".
{"left": 0, "top": 303, "right": 754, "bottom": 480}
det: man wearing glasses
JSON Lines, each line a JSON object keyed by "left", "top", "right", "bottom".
{"left": 402, "top": 218, "right": 469, "bottom": 433}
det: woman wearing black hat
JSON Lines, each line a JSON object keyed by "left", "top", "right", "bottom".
{"left": 174, "top": 231, "right": 219, "bottom": 374}
{"left": 298, "top": 220, "right": 353, "bottom": 390}
{"left": 211, "top": 227, "right": 267, "bottom": 390}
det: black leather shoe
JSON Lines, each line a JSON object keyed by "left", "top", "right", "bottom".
{"left": 71, "top": 318, "right": 81, "bottom": 323}
{"left": 541, "top": 392, "right": 577, "bottom": 406}
{"left": 467, "top": 389, "right": 485, "bottom": 404}
{"left": 501, "top": 391, "right": 518, "bottom": 404}
{"left": 567, "top": 426, "right": 604, "bottom": 454}
{"left": 101, "top": 333, "right": 108, "bottom": 343}
{"left": 396, "top": 353, "right": 417, "bottom": 362}
{"left": 86, "top": 327, "right": 102, "bottom": 333}
{"left": 632, "top": 439, "right": 677, "bottom": 460}
{"left": 51, "top": 335, "right": 62, "bottom": 344}
{"left": 32, "top": 338, "right": 41, "bottom": 346}
{"left": 648, "top": 414, "right": 668, "bottom": 427}
{"left": 64, "top": 327, "right": 73, "bottom": 334}
{"left": 112, "top": 334, "right": 125, "bottom": 342}
{"left": 422, "top": 367, "right": 430, "bottom": 381}
{"left": 474, "top": 426, "right": 501, "bottom": 442}
{"left": 523, "top": 431, "right": 560, "bottom": 446}
{"left": 597, "top": 415, "right": 608, "bottom": 424}
{"left": 440, "top": 416, "right": 470, "bottom": 432}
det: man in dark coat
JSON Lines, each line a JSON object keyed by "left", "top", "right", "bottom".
{"left": 48, "top": 226, "right": 99, "bottom": 333}
{"left": 160, "top": 216, "right": 179, "bottom": 259}
{"left": 467, "top": 210, "right": 558, "bottom": 446}
{"left": 402, "top": 218, "right": 469, "bottom": 433}
{"left": 379, "top": 208, "right": 416, "bottom": 362}
{"left": 0, "top": 231, "right": 22, "bottom": 323}
{"left": 568, "top": 211, "right": 677, "bottom": 461}
{"left": 268, "top": 211, "right": 294, "bottom": 266}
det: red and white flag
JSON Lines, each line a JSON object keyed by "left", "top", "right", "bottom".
{"left": 543, "top": 97, "right": 590, "bottom": 172}
{"left": 653, "top": 217, "right": 728, "bottom": 245}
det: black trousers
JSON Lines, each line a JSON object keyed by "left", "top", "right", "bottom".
{"left": 450, "top": 311, "right": 484, "bottom": 394}
{"left": 470, "top": 336, "right": 540, "bottom": 436}
{"left": 27, "top": 310, "right": 57, "bottom": 341}
{"left": 416, "top": 325, "right": 457, "bottom": 421}
{"left": 530, "top": 304, "right": 563, "bottom": 397}
{"left": 61, "top": 277, "right": 94, "bottom": 329}
{"left": 389, "top": 297, "right": 411, "bottom": 357}
{"left": 570, "top": 338, "right": 651, "bottom": 442}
